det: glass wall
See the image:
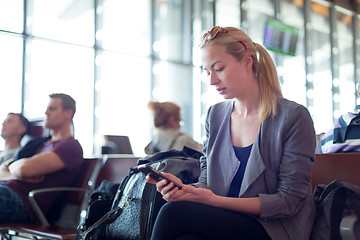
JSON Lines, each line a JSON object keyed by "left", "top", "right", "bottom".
{"left": 336, "top": 7, "right": 356, "bottom": 116}
{"left": 151, "top": 0, "right": 198, "bottom": 147}
{"left": 0, "top": 34, "right": 23, "bottom": 126}
{"left": 310, "top": 1, "right": 333, "bottom": 133}
{"left": 278, "top": 0, "right": 306, "bottom": 107}
{"left": 1, "top": 0, "right": 360, "bottom": 154}
{"left": 95, "top": 0, "right": 152, "bottom": 155}
{"left": 0, "top": 0, "right": 23, "bottom": 33}
{"left": 23, "top": 39, "right": 95, "bottom": 154}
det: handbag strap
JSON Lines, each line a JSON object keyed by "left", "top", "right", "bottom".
{"left": 82, "top": 197, "right": 134, "bottom": 240}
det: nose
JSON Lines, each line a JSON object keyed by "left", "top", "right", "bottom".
{"left": 209, "top": 72, "right": 219, "bottom": 86}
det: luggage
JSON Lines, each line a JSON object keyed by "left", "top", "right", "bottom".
{"left": 311, "top": 180, "right": 360, "bottom": 240}
{"left": 80, "top": 146, "right": 202, "bottom": 240}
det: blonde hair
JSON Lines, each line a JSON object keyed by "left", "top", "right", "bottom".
{"left": 200, "top": 27, "right": 282, "bottom": 122}
{"left": 148, "top": 101, "right": 181, "bottom": 128}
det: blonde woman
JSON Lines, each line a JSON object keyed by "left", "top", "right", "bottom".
{"left": 145, "top": 101, "right": 202, "bottom": 154}
{"left": 147, "top": 26, "right": 316, "bottom": 240}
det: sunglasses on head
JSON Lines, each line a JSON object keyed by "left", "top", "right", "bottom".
{"left": 202, "top": 26, "right": 247, "bottom": 51}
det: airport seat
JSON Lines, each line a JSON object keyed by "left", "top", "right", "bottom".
{"left": 102, "top": 135, "right": 133, "bottom": 154}
{"left": 95, "top": 154, "right": 139, "bottom": 187}
{"left": 312, "top": 153, "right": 360, "bottom": 240}
{"left": 0, "top": 157, "right": 100, "bottom": 240}
{"left": 0, "top": 153, "right": 140, "bottom": 240}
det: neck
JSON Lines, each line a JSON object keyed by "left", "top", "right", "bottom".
{"left": 50, "top": 125, "right": 73, "bottom": 142}
{"left": 234, "top": 96, "right": 260, "bottom": 118}
{"left": 234, "top": 77, "right": 260, "bottom": 118}
{"left": 4, "top": 137, "right": 21, "bottom": 150}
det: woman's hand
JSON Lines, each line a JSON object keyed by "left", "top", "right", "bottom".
{"left": 146, "top": 172, "right": 217, "bottom": 204}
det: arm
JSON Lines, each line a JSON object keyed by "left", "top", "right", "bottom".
{"left": 147, "top": 172, "right": 262, "bottom": 215}
{"left": 0, "top": 159, "right": 16, "bottom": 180}
{"left": 7, "top": 151, "right": 65, "bottom": 182}
{"left": 259, "top": 104, "right": 316, "bottom": 219}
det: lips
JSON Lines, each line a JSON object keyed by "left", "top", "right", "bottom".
{"left": 216, "top": 87, "right": 226, "bottom": 95}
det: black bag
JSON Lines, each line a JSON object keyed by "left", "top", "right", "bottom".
{"left": 78, "top": 180, "right": 120, "bottom": 239}
{"left": 13, "top": 136, "right": 51, "bottom": 160}
{"left": 311, "top": 180, "right": 360, "bottom": 240}
{"left": 81, "top": 146, "right": 202, "bottom": 240}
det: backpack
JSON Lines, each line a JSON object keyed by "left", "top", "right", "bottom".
{"left": 310, "top": 180, "right": 360, "bottom": 240}
{"left": 80, "top": 146, "right": 203, "bottom": 240}
{"left": 13, "top": 136, "right": 51, "bottom": 160}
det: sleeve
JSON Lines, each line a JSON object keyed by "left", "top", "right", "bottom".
{"left": 259, "top": 105, "right": 316, "bottom": 219}
{"left": 53, "top": 138, "right": 84, "bottom": 169}
{"left": 195, "top": 106, "right": 212, "bottom": 188}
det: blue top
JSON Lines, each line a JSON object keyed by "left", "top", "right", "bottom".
{"left": 227, "top": 144, "right": 252, "bottom": 197}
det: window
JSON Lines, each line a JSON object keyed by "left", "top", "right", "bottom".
{"left": 310, "top": 1, "right": 333, "bottom": 133}
{"left": 23, "top": 39, "right": 94, "bottom": 154}
{"left": 0, "top": 33, "right": 23, "bottom": 149}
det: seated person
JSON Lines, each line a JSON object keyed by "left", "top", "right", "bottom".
{"left": 0, "top": 113, "right": 31, "bottom": 165}
{"left": 320, "top": 84, "right": 360, "bottom": 153}
{"left": 0, "top": 93, "right": 84, "bottom": 223}
{"left": 147, "top": 26, "right": 315, "bottom": 240}
{"left": 144, "top": 101, "right": 203, "bottom": 154}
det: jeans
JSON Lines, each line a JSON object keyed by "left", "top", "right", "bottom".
{"left": 0, "top": 183, "right": 30, "bottom": 223}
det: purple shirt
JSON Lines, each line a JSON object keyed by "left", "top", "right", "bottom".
{"left": 3, "top": 137, "right": 84, "bottom": 220}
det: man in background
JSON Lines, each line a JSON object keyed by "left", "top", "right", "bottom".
{"left": 0, "top": 113, "right": 31, "bottom": 165}
{"left": 320, "top": 84, "right": 360, "bottom": 153}
{"left": 0, "top": 93, "right": 84, "bottom": 223}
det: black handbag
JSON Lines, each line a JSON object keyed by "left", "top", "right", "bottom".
{"left": 81, "top": 147, "right": 203, "bottom": 240}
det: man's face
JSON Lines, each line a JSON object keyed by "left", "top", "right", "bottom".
{"left": 1, "top": 114, "right": 26, "bottom": 139}
{"left": 44, "top": 98, "right": 71, "bottom": 130}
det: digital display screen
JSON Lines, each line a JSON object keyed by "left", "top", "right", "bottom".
{"left": 263, "top": 18, "right": 299, "bottom": 56}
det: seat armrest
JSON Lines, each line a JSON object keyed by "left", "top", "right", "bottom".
{"left": 28, "top": 187, "right": 87, "bottom": 227}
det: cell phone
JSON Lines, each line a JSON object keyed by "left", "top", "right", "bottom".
{"left": 137, "top": 164, "right": 182, "bottom": 190}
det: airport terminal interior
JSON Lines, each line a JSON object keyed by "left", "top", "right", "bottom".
{"left": 1, "top": 0, "right": 360, "bottom": 157}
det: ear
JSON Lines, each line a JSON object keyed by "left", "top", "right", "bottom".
{"left": 17, "top": 124, "right": 27, "bottom": 136}
{"left": 244, "top": 53, "right": 253, "bottom": 69}
{"left": 64, "top": 109, "right": 73, "bottom": 120}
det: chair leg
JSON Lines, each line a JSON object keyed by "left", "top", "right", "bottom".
{"left": 0, "top": 229, "right": 12, "bottom": 240}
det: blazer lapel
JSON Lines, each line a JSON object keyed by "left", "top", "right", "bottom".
{"left": 239, "top": 134, "right": 266, "bottom": 196}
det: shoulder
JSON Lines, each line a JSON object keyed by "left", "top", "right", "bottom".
{"left": 275, "top": 98, "right": 312, "bottom": 124}
{"left": 54, "top": 137, "right": 81, "bottom": 148}
{"left": 263, "top": 98, "right": 315, "bottom": 139}
{"left": 206, "top": 100, "right": 233, "bottom": 124}
{"left": 208, "top": 100, "right": 232, "bottom": 114}
{"left": 277, "top": 98, "right": 308, "bottom": 114}
{"left": 52, "top": 137, "right": 83, "bottom": 156}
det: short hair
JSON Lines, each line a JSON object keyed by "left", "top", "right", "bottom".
{"left": 148, "top": 101, "right": 181, "bottom": 128}
{"left": 49, "top": 93, "right": 76, "bottom": 118}
{"left": 8, "top": 112, "right": 31, "bottom": 137}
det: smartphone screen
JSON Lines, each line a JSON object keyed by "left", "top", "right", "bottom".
{"left": 137, "top": 164, "right": 182, "bottom": 190}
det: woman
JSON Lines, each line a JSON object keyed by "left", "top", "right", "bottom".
{"left": 145, "top": 101, "right": 203, "bottom": 154}
{"left": 146, "top": 26, "right": 316, "bottom": 240}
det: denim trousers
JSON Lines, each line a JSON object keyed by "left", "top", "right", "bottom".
{"left": 0, "top": 183, "right": 30, "bottom": 223}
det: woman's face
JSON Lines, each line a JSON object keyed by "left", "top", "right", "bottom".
{"left": 201, "top": 44, "right": 253, "bottom": 100}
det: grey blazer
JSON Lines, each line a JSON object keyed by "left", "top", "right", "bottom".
{"left": 197, "top": 98, "right": 316, "bottom": 240}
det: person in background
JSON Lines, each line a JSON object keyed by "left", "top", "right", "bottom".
{"left": 147, "top": 26, "right": 316, "bottom": 240}
{"left": 144, "top": 101, "right": 203, "bottom": 154}
{"left": 0, "top": 93, "right": 84, "bottom": 223}
{"left": 319, "top": 83, "right": 360, "bottom": 153}
{"left": 0, "top": 113, "right": 31, "bottom": 165}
